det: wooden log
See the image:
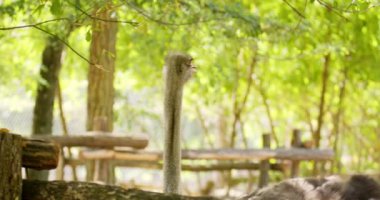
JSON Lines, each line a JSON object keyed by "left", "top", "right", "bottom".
{"left": 0, "top": 133, "right": 22, "bottom": 200}
{"left": 22, "top": 180, "right": 220, "bottom": 200}
{"left": 79, "top": 148, "right": 334, "bottom": 161}
{"left": 291, "top": 129, "right": 302, "bottom": 178}
{"left": 22, "top": 138, "right": 60, "bottom": 170}
{"left": 31, "top": 134, "right": 148, "bottom": 149}
{"left": 259, "top": 134, "right": 271, "bottom": 188}
{"left": 66, "top": 159, "right": 287, "bottom": 172}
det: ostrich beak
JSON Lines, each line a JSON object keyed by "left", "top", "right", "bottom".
{"left": 191, "top": 65, "right": 197, "bottom": 74}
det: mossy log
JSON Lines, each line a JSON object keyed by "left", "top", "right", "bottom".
{"left": 22, "top": 180, "right": 220, "bottom": 200}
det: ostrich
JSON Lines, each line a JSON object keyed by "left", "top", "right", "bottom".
{"left": 163, "top": 52, "right": 195, "bottom": 194}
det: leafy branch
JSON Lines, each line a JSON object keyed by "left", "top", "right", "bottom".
{"left": 126, "top": 1, "right": 259, "bottom": 29}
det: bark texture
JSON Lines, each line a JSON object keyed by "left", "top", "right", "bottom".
{"left": 22, "top": 180, "right": 219, "bottom": 200}
{"left": 22, "top": 138, "right": 60, "bottom": 170}
{"left": 0, "top": 133, "right": 22, "bottom": 200}
{"left": 86, "top": 2, "right": 118, "bottom": 132}
{"left": 29, "top": 36, "right": 64, "bottom": 180}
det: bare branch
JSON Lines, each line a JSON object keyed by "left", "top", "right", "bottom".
{"left": 316, "top": 0, "right": 349, "bottom": 21}
{"left": 31, "top": 25, "right": 94, "bottom": 65}
{"left": 0, "top": 18, "right": 70, "bottom": 30}
{"left": 283, "top": 0, "right": 306, "bottom": 18}
{"left": 0, "top": 19, "right": 108, "bottom": 71}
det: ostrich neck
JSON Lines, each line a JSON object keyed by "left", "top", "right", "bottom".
{"left": 163, "top": 77, "right": 185, "bottom": 194}
{"left": 164, "top": 81, "right": 184, "bottom": 135}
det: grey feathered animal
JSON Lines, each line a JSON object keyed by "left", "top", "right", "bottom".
{"left": 240, "top": 175, "right": 380, "bottom": 200}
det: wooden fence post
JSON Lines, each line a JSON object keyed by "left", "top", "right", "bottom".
{"left": 291, "top": 129, "right": 302, "bottom": 178}
{"left": 0, "top": 133, "right": 22, "bottom": 200}
{"left": 259, "top": 133, "right": 271, "bottom": 188}
{"left": 93, "top": 117, "right": 113, "bottom": 184}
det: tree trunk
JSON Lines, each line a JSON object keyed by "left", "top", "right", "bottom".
{"left": 0, "top": 133, "right": 22, "bottom": 200}
{"left": 313, "top": 53, "right": 330, "bottom": 175}
{"left": 86, "top": 2, "right": 118, "bottom": 132}
{"left": 86, "top": 1, "right": 118, "bottom": 183}
{"left": 28, "top": 36, "right": 64, "bottom": 180}
{"left": 331, "top": 66, "right": 348, "bottom": 173}
{"left": 314, "top": 54, "right": 330, "bottom": 148}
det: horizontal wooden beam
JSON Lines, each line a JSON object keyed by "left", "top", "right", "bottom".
{"left": 65, "top": 159, "right": 287, "bottom": 172}
{"left": 30, "top": 133, "right": 149, "bottom": 149}
{"left": 79, "top": 148, "right": 334, "bottom": 161}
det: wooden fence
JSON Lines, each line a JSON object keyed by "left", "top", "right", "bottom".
{"left": 0, "top": 129, "right": 334, "bottom": 199}
{"left": 1, "top": 131, "right": 215, "bottom": 199}
{"left": 46, "top": 130, "right": 333, "bottom": 187}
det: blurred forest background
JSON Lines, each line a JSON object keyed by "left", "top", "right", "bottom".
{"left": 1, "top": 0, "right": 380, "bottom": 196}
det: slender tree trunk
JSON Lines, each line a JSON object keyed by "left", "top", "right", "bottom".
{"left": 86, "top": 2, "right": 118, "bottom": 132}
{"left": 257, "top": 85, "right": 279, "bottom": 147}
{"left": 331, "top": 66, "right": 348, "bottom": 173}
{"left": 56, "top": 79, "right": 78, "bottom": 180}
{"left": 313, "top": 53, "right": 330, "bottom": 175}
{"left": 227, "top": 52, "right": 256, "bottom": 195}
{"left": 28, "top": 36, "right": 64, "bottom": 180}
{"left": 314, "top": 54, "right": 330, "bottom": 148}
{"left": 230, "top": 53, "right": 256, "bottom": 148}
{"left": 195, "top": 105, "right": 214, "bottom": 148}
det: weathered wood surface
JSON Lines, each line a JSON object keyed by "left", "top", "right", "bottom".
{"left": 65, "top": 159, "right": 287, "bottom": 172}
{"left": 0, "top": 133, "right": 22, "bottom": 200}
{"left": 22, "top": 180, "right": 220, "bottom": 200}
{"left": 22, "top": 138, "right": 60, "bottom": 170}
{"left": 31, "top": 133, "right": 148, "bottom": 149}
{"left": 259, "top": 134, "right": 271, "bottom": 188}
{"left": 80, "top": 148, "right": 334, "bottom": 161}
{"left": 291, "top": 129, "right": 302, "bottom": 177}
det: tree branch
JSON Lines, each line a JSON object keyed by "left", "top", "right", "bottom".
{"left": 31, "top": 25, "right": 95, "bottom": 66}
{"left": 283, "top": 0, "right": 306, "bottom": 18}
{"left": 0, "top": 18, "right": 70, "bottom": 30}
{"left": 316, "top": 0, "right": 349, "bottom": 21}
{"left": 73, "top": 3, "right": 139, "bottom": 26}
{"left": 1, "top": 20, "right": 108, "bottom": 71}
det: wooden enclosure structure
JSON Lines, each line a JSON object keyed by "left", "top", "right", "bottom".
{"left": 0, "top": 132, "right": 60, "bottom": 200}
{"left": 56, "top": 129, "right": 333, "bottom": 187}
{"left": 0, "top": 129, "right": 334, "bottom": 199}
{"left": 1, "top": 131, "right": 217, "bottom": 199}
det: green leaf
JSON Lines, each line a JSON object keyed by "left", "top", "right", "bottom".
{"left": 86, "top": 30, "right": 92, "bottom": 42}
{"left": 50, "top": 0, "right": 62, "bottom": 16}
